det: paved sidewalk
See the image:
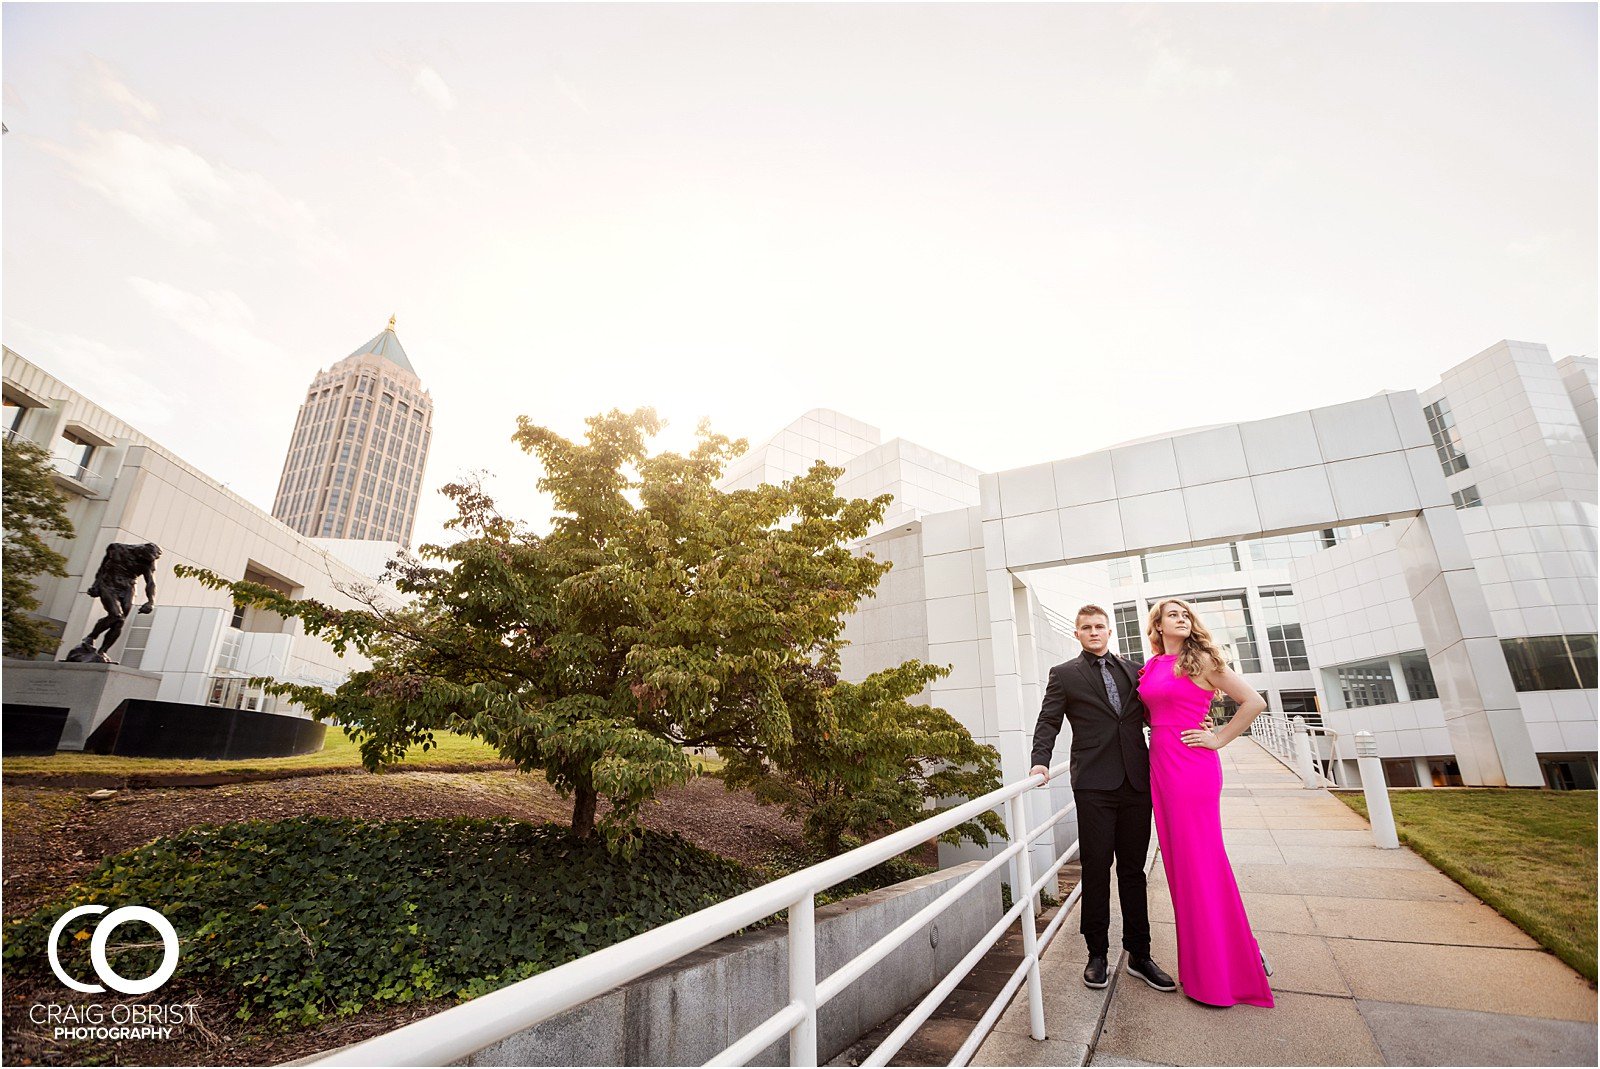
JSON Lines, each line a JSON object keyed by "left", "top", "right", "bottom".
{"left": 975, "top": 740, "right": 1597, "bottom": 1067}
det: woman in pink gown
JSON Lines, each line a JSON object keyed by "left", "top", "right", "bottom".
{"left": 1137, "top": 598, "right": 1275, "bottom": 1008}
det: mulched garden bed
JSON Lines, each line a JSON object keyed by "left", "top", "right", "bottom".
{"left": 2, "top": 770, "right": 810, "bottom": 921}
{"left": 1, "top": 768, "right": 901, "bottom": 1067}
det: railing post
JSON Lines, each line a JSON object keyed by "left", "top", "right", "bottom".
{"left": 1354, "top": 731, "right": 1400, "bottom": 849}
{"left": 1004, "top": 794, "right": 1047, "bottom": 1041}
{"left": 788, "top": 893, "right": 817, "bottom": 1065}
{"left": 1291, "top": 716, "right": 1318, "bottom": 789}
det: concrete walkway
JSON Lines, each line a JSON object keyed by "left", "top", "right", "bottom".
{"left": 975, "top": 740, "right": 1597, "bottom": 1067}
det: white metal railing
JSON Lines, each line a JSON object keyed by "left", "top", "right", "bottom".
{"left": 315, "top": 761, "right": 1080, "bottom": 1067}
{"left": 1250, "top": 713, "right": 1341, "bottom": 787}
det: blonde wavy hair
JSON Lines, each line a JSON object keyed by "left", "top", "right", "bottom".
{"left": 1145, "top": 598, "right": 1228, "bottom": 683}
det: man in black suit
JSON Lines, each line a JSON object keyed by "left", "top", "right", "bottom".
{"left": 1029, "top": 604, "right": 1176, "bottom": 993}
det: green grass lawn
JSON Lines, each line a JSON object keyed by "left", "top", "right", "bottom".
{"left": 1338, "top": 788, "right": 1597, "bottom": 981}
{"left": 0, "top": 729, "right": 508, "bottom": 777}
{"left": 4, "top": 732, "right": 727, "bottom": 781}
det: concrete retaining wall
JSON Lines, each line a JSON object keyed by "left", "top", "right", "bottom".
{"left": 1, "top": 660, "right": 162, "bottom": 749}
{"left": 458, "top": 860, "right": 1002, "bottom": 1067}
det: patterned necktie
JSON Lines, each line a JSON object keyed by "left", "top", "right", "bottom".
{"left": 1098, "top": 656, "right": 1121, "bottom": 712}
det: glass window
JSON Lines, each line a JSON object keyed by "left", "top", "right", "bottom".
{"left": 1336, "top": 657, "right": 1399, "bottom": 707}
{"left": 1280, "top": 688, "right": 1318, "bottom": 713}
{"left": 3, "top": 396, "right": 26, "bottom": 433}
{"left": 1542, "top": 759, "right": 1598, "bottom": 791}
{"left": 215, "top": 631, "right": 241, "bottom": 672}
{"left": 1423, "top": 399, "right": 1470, "bottom": 476}
{"left": 1114, "top": 602, "right": 1145, "bottom": 666}
{"left": 1247, "top": 530, "right": 1335, "bottom": 568}
{"left": 1279, "top": 690, "right": 1319, "bottom": 713}
{"left": 1176, "top": 590, "right": 1261, "bottom": 673}
{"left": 50, "top": 430, "right": 95, "bottom": 480}
{"left": 53, "top": 429, "right": 94, "bottom": 469}
{"left": 1382, "top": 759, "right": 1420, "bottom": 787}
{"left": 1429, "top": 759, "right": 1464, "bottom": 787}
{"left": 1142, "top": 543, "right": 1240, "bottom": 586}
{"left": 1279, "top": 689, "right": 1322, "bottom": 727}
{"left": 1451, "top": 485, "right": 1483, "bottom": 509}
{"left": 1257, "top": 586, "right": 1309, "bottom": 671}
{"left": 120, "top": 614, "right": 154, "bottom": 669}
{"left": 1400, "top": 651, "right": 1439, "bottom": 699}
{"left": 1501, "top": 635, "right": 1598, "bottom": 691}
{"left": 1243, "top": 523, "right": 1388, "bottom": 568}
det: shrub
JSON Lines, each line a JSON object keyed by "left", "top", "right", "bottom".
{"left": 723, "top": 662, "right": 1006, "bottom": 854}
{"left": 3, "top": 818, "right": 754, "bottom": 1025}
{"left": 2, "top": 435, "right": 74, "bottom": 657}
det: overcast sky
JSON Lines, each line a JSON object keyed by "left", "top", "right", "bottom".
{"left": 4, "top": 2, "right": 1595, "bottom": 548}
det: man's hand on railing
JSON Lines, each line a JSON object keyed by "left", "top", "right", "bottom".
{"left": 1029, "top": 764, "right": 1050, "bottom": 783}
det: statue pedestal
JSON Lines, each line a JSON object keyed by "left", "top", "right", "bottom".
{"left": 1, "top": 660, "right": 163, "bottom": 750}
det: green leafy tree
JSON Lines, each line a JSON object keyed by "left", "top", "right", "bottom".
{"left": 723, "top": 659, "right": 1005, "bottom": 855}
{"left": 2, "top": 436, "right": 74, "bottom": 657}
{"left": 177, "top": 408, "right": 904, "bottom": 846}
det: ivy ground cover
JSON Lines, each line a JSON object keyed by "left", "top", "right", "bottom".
{"left": 3, "top": 817, "right": 756, "bottom": 1027}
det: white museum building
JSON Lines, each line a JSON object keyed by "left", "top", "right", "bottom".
{"left": 4, "top": 337, "right": 1593, "bottom": 804}
{"left": 3, "top": 346, "right": 387, "bottom": 721}
{"left": 718, "top": 339, "right": 1598, "bottom": 822}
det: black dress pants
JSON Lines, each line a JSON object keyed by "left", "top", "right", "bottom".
{"left": 1072, "top": 777, "right": 1152, "bottom": 957}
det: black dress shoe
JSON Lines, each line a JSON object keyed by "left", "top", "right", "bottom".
{"left": 1126, "top": 955, "right": 1177, "bottom": 992}
{"left": 1083, "top": 954, "right": 1109, "bottom": 989}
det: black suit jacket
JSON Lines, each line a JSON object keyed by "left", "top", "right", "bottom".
{"left": 1030, "top": 652, "right": 1150, "bottom": 792}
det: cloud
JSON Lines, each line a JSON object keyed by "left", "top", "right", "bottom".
{"left": 376, "top": 50, "right": 456, "bottom": 113}
{"left": 412, "top": 64, "right": 456, "bottom": 112}
{"left": 87, "top": 56, "right": 160, "bottom": 122}
{"left": 554, "top": 74, "right": 589, "bottom": 113}
{"left": 1128, "top": 9, "right": 1238, "bottom": 95}
{"left": 38, "top": 125, "right": 344, "bottom": 263}
{"left": 3, "top": 80, "right": 28, "bottom": 119}
{"left": 3, "top": 321, "right": 182, "bottom": 430}
{"left": 127, "top": 277, "right": 288, "bottom": 367}
{"left": 1146, "top": 45, "right": 1237, "bottom": 93}
{"left": 1506, "top": 233, "right": 1557, "bottom": 259}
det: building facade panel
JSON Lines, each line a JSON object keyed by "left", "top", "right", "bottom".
{"left": 729, "top": 340, "right": 1595, "bottom": 805}
{"left": 5, "top": 347, "right": 382, "bottom": 722}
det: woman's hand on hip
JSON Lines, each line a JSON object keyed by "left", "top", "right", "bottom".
{"left": 1181, "top": 725, "right": 1222, "bottom": 750}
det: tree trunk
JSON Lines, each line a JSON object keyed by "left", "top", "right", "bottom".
{"left": 571, "top": 782, "right": 598, "bottom": 838}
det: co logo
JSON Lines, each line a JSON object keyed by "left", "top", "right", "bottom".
{"left": 47, "top": 905, "right": 179, "bottom": 995}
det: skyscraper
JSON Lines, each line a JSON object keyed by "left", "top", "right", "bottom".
{"left": 271, "top": 318, "right": 433, "bottom": 546}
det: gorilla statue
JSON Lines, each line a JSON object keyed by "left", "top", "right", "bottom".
{"left": 63, "top": 542, "right": 162, "bottom": 664}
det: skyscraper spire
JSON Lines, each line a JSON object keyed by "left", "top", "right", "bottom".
{"left": 270, "top": 321, "right": 434, "bottom": 547}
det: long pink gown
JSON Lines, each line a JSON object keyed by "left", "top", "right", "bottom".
{"left": 1138, "top": 654, "right": 1274, "bottom": 1008}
